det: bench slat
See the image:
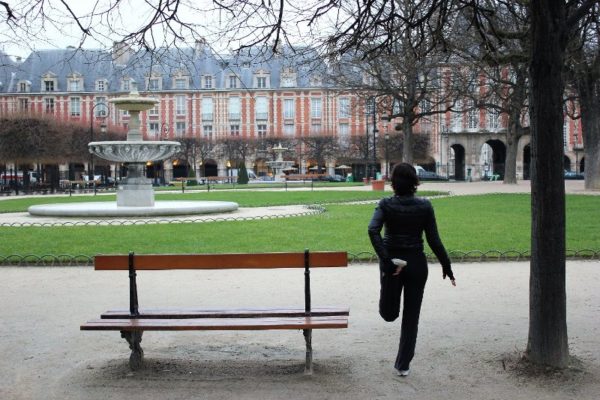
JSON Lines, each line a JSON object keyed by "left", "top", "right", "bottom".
{"left": 101, "top": 306, "right": 350, "bottom": 319}
{"left": 95, "top": 252, "right": 348, "bottom": 270}
{"left": 81, "top": 316, "right": 349, "bottom": 331}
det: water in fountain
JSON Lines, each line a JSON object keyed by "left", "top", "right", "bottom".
{"left": 28, "top": 82, "right": 238, "bottom": 217}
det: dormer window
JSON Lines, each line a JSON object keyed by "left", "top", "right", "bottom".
{"left": 149, "top": 78, "right": 160, "bottom": 90}
{"left": 41, "top": 72, "right": 58, "bottom": 92}
{"left": 228, "top": 75, "right": 239, "bottom": 89}
{"left": 254, "top": 70, "right": 270, "bottom": 89}
{"left": 44, "top": 80, "right": 55, "bottom": 91}
{"left": 174, "top": 78, "right": 187, "bottom": 90}
{"left": 96, "top": 79, "right": 108, "bottom": 92}
{"left": 203, "top": 75, "right": 213, "bottom": 89}
{"left": 67, "top": 73, "right": 83, "bottom": 91}
{"left": 171, "top": 69, "right": 190, "bottom": 90}
{"left": 18, "top": 81, "right": 31, "bottom": 93}
{"left": 122, "top": 78, "right": 131, "bottom": 92}
{"left": 257, "top": 76, "right": 267, "bottom": 89}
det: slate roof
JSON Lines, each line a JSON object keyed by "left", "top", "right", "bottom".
{"left": 0, "top": 44, "right": 330, "bottom": 94}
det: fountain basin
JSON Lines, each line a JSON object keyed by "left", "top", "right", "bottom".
{"left": 28, "top": 201, "right": 239, "bottom": 217}
{"left": 88, "top": 141, "right": 181, "bottom": 163}
{"left": 110, "top": 97, "right": 158, "bottom": 111}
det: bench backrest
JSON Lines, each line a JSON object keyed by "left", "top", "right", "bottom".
{"left": 95, "top": 252, "right": 348, "bottom": 270}
{"left": 95, "top": 251, "right": 347, "bottom": 317}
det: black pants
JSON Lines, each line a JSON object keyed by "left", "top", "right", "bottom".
{"left": 379, "top": 250, "right": 428, "bottom": 371}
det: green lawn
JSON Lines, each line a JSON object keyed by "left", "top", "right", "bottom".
{"left": 0, "top": 189, "right": 429, "bottom": 213}
{"left": 156, "top": 181, "right": 365, "bottom": 191}
{"left": 1, "top": 193, "right": 598, "bottom": 260}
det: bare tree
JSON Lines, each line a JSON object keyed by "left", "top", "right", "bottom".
{"left": 301, "top": 134, "right": 338, "bottom": 174}
{"left": 525, "top": 0, "right": 597, "bottom": 368}
{"left": 327, "top": 1, "right": 459, "bottom": 165}
{"left": 567, "top": 4, "right": 600, "bottom": 190}
{"left": 217, "top": 136, "right": 257, "bottom": 167}
{"left": 195, "top": 137, "right": 217, "bottom": 177}
{"left": 454, "top": 2, "right": 530, "bottom": 184}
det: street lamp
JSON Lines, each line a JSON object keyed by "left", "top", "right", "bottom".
{"left": 371, "top": 97, "right": 378, "bottom": 180}
{"left": 226, "top": 160, "right": 231, "bottom": 183}
{"left": 89, "top": 101, "right": 109, "bottom": 183}
{"left": 158, "top": 123, "right": 169, "bottom": 184}
{"left": 440, "top": 125, "right": 450, "bottom": 179}
{"left": 573, "top": 132, "right": 580, "bottom": 174}
{"left": 381, "top": 114, "right": 390, "bottom": 179}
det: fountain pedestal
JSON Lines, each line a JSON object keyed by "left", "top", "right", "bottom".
{"left": 266, "top": 143, "right": 294, "bottom": 181}
{"left": 117, "top": 164, "right": 154, "bottom": 207}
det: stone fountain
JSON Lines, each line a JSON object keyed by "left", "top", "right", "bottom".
{"left": 91, "top": 83, "right": 180, "bottom": 207}
{"left": 266, "top": 143, "right": 295, "bottom": 182}
{"left": 28, "top": 82, "right": 238, "bottom": 217}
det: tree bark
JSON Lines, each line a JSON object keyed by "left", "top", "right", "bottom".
{"left": 402, "top": 119, "right": 414, "bottom": 165}
{"left": 504, "top": 66, "right": 528, "bottom": 185}
{"left": 578, "top": 81, "right": 600, "bottom": 190}
{"left": 527, "top": 0, "right": 569, "bottom": 368}
{"left": 503, "top": 130, "right": 519, "bottom": 184}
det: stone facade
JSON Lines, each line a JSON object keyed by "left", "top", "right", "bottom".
{"left": 0, "top": 46, "right": 585, "bottom": 181}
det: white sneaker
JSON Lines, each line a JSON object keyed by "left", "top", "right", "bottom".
{"left": 396, "top": 369, "right": 409, "bottom": 377}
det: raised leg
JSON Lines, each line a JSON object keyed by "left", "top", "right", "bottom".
{"left": 303, "top": 329, "right": 313, "bottom": 375}
{"left": 121, "top": 330, "right": 144, "bottom": 370}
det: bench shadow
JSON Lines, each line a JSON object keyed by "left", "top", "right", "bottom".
{"left": 74, "top": 342, "right": 355, "bottom": 388}
{"left": 95, "top": 357, "right": 353, "bottom": 381}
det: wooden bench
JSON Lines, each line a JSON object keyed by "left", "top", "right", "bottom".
{"left": 81, "top": 250, "right": 349, "bottom": 373}
{"left": 285, "top": 174, "right": 326, "bottom": 181}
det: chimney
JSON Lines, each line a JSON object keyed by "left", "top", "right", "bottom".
{"left": 194, "top": 38, "right": 207, "bottom": 58}
{"left": 112, "top": 41, "right": 131, "bottom": 66}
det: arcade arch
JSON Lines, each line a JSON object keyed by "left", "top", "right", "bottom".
{"left": 485, "top": 139, "right": 507, "bottom": 180}
{"left": 450, "top": 144, "right": 465, "bottom": 181}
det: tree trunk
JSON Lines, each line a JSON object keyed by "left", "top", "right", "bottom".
{"left": 402, "top": 119, "right": 414, "bottom": 165}
{"left": 579, "top": 82, "right": 600, "bottom": 190}
{"left": 503, "top": 125, "right": 519, "bottom": 184}
{"left": 504, "top": 67, "right": 528, "bottom": 185}
{"left": 527, "top": 0, "right": 569, "bottom": 368}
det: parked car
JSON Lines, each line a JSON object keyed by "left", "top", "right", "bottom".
{"left": 564, "top": 170, "right": 584, "bottom": 180}
{"left": 321, "top": 174, "right": 345, "bottom": 182}
{"left": 417, "top": 169, "right": 448, "bottom": 181}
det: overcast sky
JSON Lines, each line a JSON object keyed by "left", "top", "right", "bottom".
{"left": 0, "top": 0, "right": 326, "bottom": 60}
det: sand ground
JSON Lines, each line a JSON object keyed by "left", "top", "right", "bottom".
{"left": 0, "top": 261, "right": 598, "bottom": 400}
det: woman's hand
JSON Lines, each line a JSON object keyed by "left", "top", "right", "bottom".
{"left": 442, "top": 265, "right": 456, "bottom": 286}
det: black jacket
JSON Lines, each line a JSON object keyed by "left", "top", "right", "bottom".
{"left": 368, "top": 195, "right": 451, "bottom": 269}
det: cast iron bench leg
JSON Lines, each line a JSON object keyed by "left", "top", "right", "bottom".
{"left": 303, "top": 328, "right": 313, "bottom": 375}
{"left": 121, "top": 330, "right": 144, "bottom": 370}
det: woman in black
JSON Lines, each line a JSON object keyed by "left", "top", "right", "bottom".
{"left": 368, "top": 163, "right": 455, "bottom": 377}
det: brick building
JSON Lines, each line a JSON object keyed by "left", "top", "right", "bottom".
{"left": 0, "top": 42, "right": 584, "bottom": 184}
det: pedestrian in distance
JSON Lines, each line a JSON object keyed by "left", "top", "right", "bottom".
{"left": 368, "top": 163, "right": 456, "bottom": 377}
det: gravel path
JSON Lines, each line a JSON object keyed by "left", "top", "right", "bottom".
{"left": 0, "top": 261, "right": 598, "bottom": 400}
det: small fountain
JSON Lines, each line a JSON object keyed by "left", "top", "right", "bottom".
{"left": 28, "top": 82, "right": 238, "bottom": 217}
{"left": 265, "top": 143, "right": 295, "bottom": 182}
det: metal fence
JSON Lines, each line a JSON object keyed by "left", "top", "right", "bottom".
{"left": 1, "top": 249, "right": 598, "bottom": 267}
